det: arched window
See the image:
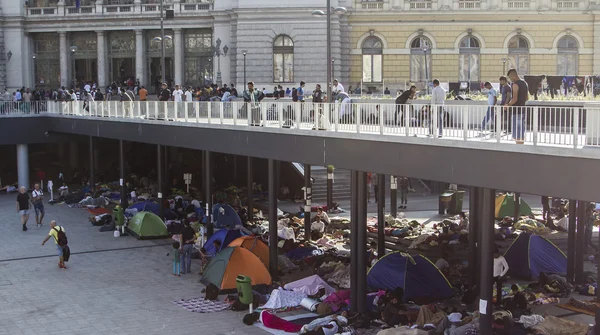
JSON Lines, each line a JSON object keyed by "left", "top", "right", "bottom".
{"left": 410, "top": 36, "right": 432, "bottom": 83}
{"left": 362, "top": 36, "right": 383, "bottom": 83}
{"left": 508, "top": 35, "right": 530, "bottom": 75}
{"left": 557, "top": 36, "right": 578, "bottom": 76}
{"left": 459, "top": 36, "right": 480, "bottom": 83}
{"left": 273, "top": 35, "right": 294, "bottom": 83}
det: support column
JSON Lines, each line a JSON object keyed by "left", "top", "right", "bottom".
{"left": 479, "top": 188, "right": 496, "bottom": 335}
{"left": 69, "top": 142, "right": 78, "bottom": 169}
{"left": 390, "top": 175, "right": 397, "bottom": 218}
{"left": 16, "top": 144, "right": 29, "bottom": 190}
{"left": 268, "top": 159, "right": 279, "bottom": 280}
{"left": 513, "top": 192, "right": 521, "bottom": 223}
{"left": 59, "top": 31, "right": 68, "bottom": 88}
{"left": 89, "top": 137, "right": 94, "bottom": 194}
{"left": 567, "top": 200, "right": 577, "bottom": 283}
{"left": 356, "top": 171, "right": 368, "bottom": 313}
{"left": 164, "top": 147, "right": 170, "bottom": 197}
{"left": 135, "top": 30, "right": 145, "bottom": 88}
{"left": 173, "top": 28, "right": 183, "bottom": 86}
{"left": 205, "top": 151, "right": 213, "bottom": 238}
{"left": 119, "top": 140, "right": 128, "bottom": 208}
{"left": 377, "top": 173, "right": 386, "bottom": 258}
{"left": 304, "top": 164, "right": 312, "bottom": 241}
{"left": 349, "top": 171, "right": 358, "bottom": 313}
{"left": 247, "top": 157, "right": 253, "bottom": 223}
{"left": 96, "top": 31, "right": 106, "bottom": 89}
{"left": 468, "top": 187, "right": 480, "bottom": 288}
{"left": 327, "top": 165, "right": 334, "bottom": 211}
{"left": 576, "top": 200, "right": 586, "bottom": 284}
{"left": 157, "top": 145, "right": 163, "bottom": 219}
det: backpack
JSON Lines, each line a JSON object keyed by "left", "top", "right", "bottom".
{"left": 292, "top": 88, "right": 298, "bottom": 102}
{"left": 53, "top": 227, "right": 68, "bottom": 246}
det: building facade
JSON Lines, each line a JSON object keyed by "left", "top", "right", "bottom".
{"left": 0, "top": 0, "right": 599, "bottom": 92}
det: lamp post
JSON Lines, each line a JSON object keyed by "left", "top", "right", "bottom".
{"left": 32, "top": 54, "right": 37, "bottom": 86}
{"left": 311, "top": 4, "right": 346, "bottom": 102}
{"left": 501, "top": 58, "right": 507, "bottom": 75}
{"left": 242, "top": 50, "right": 247, "bottom": 87}
{"left": 70, "top": 45, "right": 77, "bottom": 88}
{"left": 212, "top": 38, "right": 228, "bottom": 86}
{"left": 421, "top": 42, "right": 429, "bottom": 95}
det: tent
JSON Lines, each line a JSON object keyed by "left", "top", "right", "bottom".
{"left": 503, "top": 232, "right": 567, "bottom": 279}
{"left": 212, "top": 203, "right": 242, "bottom": 228}
{"left": 203, "top": 229, "right": 242, "bottom": 256}
{"left": 127, "top": 201, "right": 178, "bottom": 220}
{"left": 495, "top": 194, "right": 533, "bottom": 218}
{"left": 127, "top": 212, "right": 170, "bottom": 240}
{"left": 228, "top": 236, "right": 269, "bottom": 269}
{"left": 284, "top": 274, "right": 336, "bottom": 296}
{"left": 367, "top": 252, "right": 453, "bottom": 302}
{"left": 200, "top": 246, "right": 272, "bottom": 291}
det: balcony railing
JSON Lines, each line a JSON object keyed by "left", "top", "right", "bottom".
{"left": 360, "top": 0, "right": 385, "bottom": 9}
{"left": 458, "top": 0, "right": 481, "bottom": 8}
{"left": 507, "top": 0, "right": 530, "bottom": 8}
{"left": 26, "top": 1, "right": 211, "bottom": 17}
{"left": 409, "top": 0, "right": 433, "bottom": 9}
{"left": 3, "top": 100, "right": 596, "bottom": 150}
{"left": 557, "top": 0, "right": 579, "bottom": 8}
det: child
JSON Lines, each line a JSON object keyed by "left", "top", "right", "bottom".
{"left": 172, "top": 241, "right": 181, "bottom": 276}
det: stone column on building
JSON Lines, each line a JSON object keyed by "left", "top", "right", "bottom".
{"left": 59, "top": 31, "right": 68, "bottom": 88}
{"left": 97, "top": 31, "right": 106, "bottom": 89}
{"left": 173, "top": 28, "right": 183, "bottom": 86}
{"left": 594, "top": 21, "right": 600, "bottom": 74}
{"left": 135, "top": 30, "right": 146, "bottom": 87}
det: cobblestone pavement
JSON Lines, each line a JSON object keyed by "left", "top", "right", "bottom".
{"left": 0, "top": 194, "right": 268, "bottom": 335}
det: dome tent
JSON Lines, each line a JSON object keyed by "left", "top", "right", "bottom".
{"left": 503, "top": 232, "right": 567, "bottom": 279}
{"left": 203, "top": 229, "right": 242, "bottom": 256}
{"left": 127, "top": 212, "right": 169, "bottom": 240}
{"left": 228, "top": 236, "right": 269, "bottom": 269}
{"left": 200, "top": 246, "right": 272, "bottom": 291}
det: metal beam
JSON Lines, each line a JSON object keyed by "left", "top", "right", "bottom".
{"left": 89, "top": 136, "right": 94, "bottom": 194}
{"left": 468, "top": 187, "right": 480, "bottom": 288}
{"left": 327, "top": 166, "right": 334, "bottom": 211}
{"left": 350, "top": 170, "right": 358, "bottom": 313}
{"left": 513, "top": 192, "right": 521, "bottom": 223}
{"left": 377, "top": 173, "right": 386, "bottom": 258}
{"left": 356, "top": 171, "right": 368, "bottom": 313}
{"left": 157, "top": 144, "right": 163, "bottom": 219}
{"left": 575, "top": 200, "right": 586, "bottom": 285}
{"left": 205, "top": 151, "right": 213, "bottom": 238}
{"left": 567, "top": 200, "right": 577, "bottom": 283}
{"left": 390, "top": 175, "right": 397, "bottom": 218}
{"left": 304, "top": 164, "right": 312, "bottom": 241}
{"left": 119, "top": 140, "right": 128, "bottom": 208}
{"left": 247, "top": 156, "right": 253, "bottom": 224}
{"left": 479, "top": 188, "right": 495, "bottom": 335}
{"left": 268, "top": 159, "right": 279, "bottom": 280}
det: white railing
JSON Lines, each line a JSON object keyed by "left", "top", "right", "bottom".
{"left": 0, "top": 101, "right": 59, "bottom": 115}
{"left": 360, "top": 1, "right": 384, "bottom": 9}
{"left": 26, "top": 2, "right": 209, "bottom": 16}
{"left": 507, "top": 0, "right": 530, "bottom": 8}
{"left": 409, "top": 0, "right": 433, "bottom": 9}
{"left": 19, "top": 100, "right": 597, "bottom": 150}
{"left": 458, "top": 0, "right": 481, "bottom": 8}
{"left": 557, "top": 0, "right": 578, "bottom": 8}
{"left": 27, "top": 7, "right": 57, "bottom": 15}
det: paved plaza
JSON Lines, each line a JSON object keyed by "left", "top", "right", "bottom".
{"left": 0, "top": 194, "right": 268, "bottom": 335}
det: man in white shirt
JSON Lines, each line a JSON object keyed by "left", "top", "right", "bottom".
{"left": 493, "top": 251, "right": 509, "bottom": 307}
{"left": 332, "top": 79, "right": 344, "bottom": 102}
{"left": 184, "top": 87, "right": 193, "bottom": 102}
{"left": 172, "top": 85, "right": 184, "bottom": 119}
{"left": 480, "top": 82, "right": 498, "bottom": 133}
{"left": 430, "top": 79, "right": 446, "bottom": 138}
{"left": 84, "top": 82, "right": 91, "bottom": 93}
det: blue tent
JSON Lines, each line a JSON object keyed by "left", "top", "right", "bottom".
{"left": 203, "top": 229, "right": 242, "bottom": 256}
{"left": 503, "top": 232, "right": 567, "bottom": 279}
{"left": 128, "top": 201, "right": 177, "bottom": 220}
{"left": 212, "top": 203, "right": 242, "bottom": 228}
{"left": 367, "top": 252, "right": 453, "bottom": 302}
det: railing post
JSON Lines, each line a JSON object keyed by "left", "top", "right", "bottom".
{"left": 154, "top": 101, "right": 158, "bottom": 120}
{"left": 532, "top": 106, "right": 539, "bottom": 146}
{"left": 573, "top": 107, "right": 580, "bottom": 148}
{"left": 334, "top": 103, "right": 339, "bottom": 132}
{"left": 462, "top": 105, "right": 468, "bottom": 140}
{"left": 195, "top": 102, "right": 200, "bottom": 123}
{"left": 356, "top": 104, "right": 361, "bottom": 134}
{"left": 247, "top": 102, "right": 252, "bottom": 126}
{"left": 296, "top": 103, "right": 302, "bottom": 129}
{"left": 164, "top": 101, "right": 169, "bottom": 122}
{"left": 207, "top": 102, "right": 212, "bottom": 124}
{"left": 233, "top": 102, "right": 237, "bottom": 125}
{"left": 261, "top": 102, "right": 267, "bottom": 127}
{"left": 278, "top": 103, "right": 283, "bottom": 128}
{"left": 184, "top": 102, "right": 189, "bottom": 122}
{"left": 433, "top": 104, "right": 439, "bottom": 138}
{"left": 219, "top": 102, "right": 224, "bottom": 124}
{"left": 404, "top": 104, "right": 410, "bottom": 136}
{"left": 495, "top": 106, "right": 501, "bottom": 143}
{"left": 379, "top": 104, "right": 385, "bottom": 135}
{"left": 174, "top": 102, "right": 178, "bottom": 121}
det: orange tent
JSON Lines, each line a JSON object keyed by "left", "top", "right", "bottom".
{"left": 228, "top": 236, "right": 270, "bottom": 269}
{"left": 200, "top": 247, "right": 272, "bottom": 290}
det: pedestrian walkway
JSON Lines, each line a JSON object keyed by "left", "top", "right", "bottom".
{"left": 0, "top": 194, "right": 268, "bottom": 335}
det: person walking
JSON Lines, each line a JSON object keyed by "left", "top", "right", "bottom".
{"left": 479, "top": 82, "right": 498, "bottom": 135}
{"left": 498, "top": 76, "right": 512, "bottom": 134}
{"left": 398, "top": 177, "right": 412, "bottom": 210}
{"left": 395, "top": 86, "right": 416, "bottom": 126}
{"left": 16, "top": 186, "right": 31, "bottom": 231}
{"left": 42, "top": 220, "right": 68, "bottom": 269}
{"left": 504, "top": 69, "right": 529, "bottom": 144}
{"left": 430, "top": 79, "right": 446, "bottom": 138}
{"left": 179, "top": 219, "right": 197, "bottom": 274}
{"left": 32, "top": 183, "right": 45, "bottom": 227}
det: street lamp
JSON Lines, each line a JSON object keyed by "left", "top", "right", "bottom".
{"left": 501, "top": 58, "right": 507, "bottom": 75}
{"left": 152, "top": 35, "right": 172, "bottom": 83}
{"left": 212, "top": 38, "right": 228, "bottom": 86}
{"left": 70, "top": 45, "right": 77, "bottom": 88}
{"left": 421, "top": 42, "right": 429, "bottom": 95}
{"left": 312, "top": 4, "right": 346, "bottom": 102}
{"left": 242, "top": 50, "right": 247, "bottom": 87}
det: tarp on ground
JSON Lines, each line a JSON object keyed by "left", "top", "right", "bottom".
{"left": 495, "top": 194, "right": 533, "bottom": 218}
{"left": 212, "top": 203, "right": 242, "bottom": 229}
{"left": 283, "top": 274, "right": 336, "bottom": 296}
{"left": 200, "top": 246, "right": 272, "bottom": 291}
{"left": 127, "top": 212, "right": 170, "bottom": 240}
{"left": 127, "top": 200, "right": 178, "bottom": 220}
{"left": 228, "top": 236, "right": 269, "bottom": 269}
{"left": 203, "top": 229, "right": 242, "bottom": 256}
{"left": 503, "top": 232, "right": 567, "bottom": 279}
{"left": 367, "top": 252, "right": 453, "bottom": 302}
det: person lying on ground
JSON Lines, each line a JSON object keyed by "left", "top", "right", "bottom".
{"left": 243, "top": 310, "right": 302, "bottom": 333}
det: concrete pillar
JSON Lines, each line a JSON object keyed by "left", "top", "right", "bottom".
{"left": 59, "top": 31, "right": 68, "bottom": 88}
{"left": 468, "top": 187, "right": 480, "bottom": 288}
{"left": 567, "top": 200, "right": 577, "bottom": 283}
{"left": 97, "top": 31, "right": 106, "bottom": 89}
{"left": 268, "top": 159, "right": 279, "bottom": 280}
{"left": 119, "top": 140, "right": 128, "bottom": 208}
{"left": 304, "top": 164, "right": 312, "bottom": 240}
{"left": 135, "top": 30, "right": 145, "bottom": 87}
{"left": 390, "top": 175, "right": 397, "bottom": 218}
{"left": 157, "top": 145, "right": 163, "bottom": 219}
{"left": 204, "top": 151, "right": 213, "bottom": 237}
{"left": 479, "top": 188, "right": 496, "bottom": 335}
{"left": 513, "top": 192, "right": 521, "bottom": 223}
{"left": 377, "top": 174, "right": 386, "bottom": 258}
{"left": 69, "top": 142, "right": 78, "bottom": 169}
{"left": 173, "top": 28, "right": 183, "bottom": 86}
{"left": 575, "top": 201, "right": 586, "bottom": 285}
{"left": 89, "top": 137, "right": 94, "bottom": 193}
{"left": 356, "top": 171, "right": 368, "bottom": 313}
{"left": 350, "top": 170, "right": 358, "bottom": 313}
{"left": 16, "top": 144, "right": 29, "bottom": 190}
{"left": 247, "top": 157, "right": 253, "bottom": 223}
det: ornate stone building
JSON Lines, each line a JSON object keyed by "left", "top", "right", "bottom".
{"left": 1, "top": 0, "right": 598, "bottom": 92}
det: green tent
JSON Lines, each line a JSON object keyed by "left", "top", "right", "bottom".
{"left": 127, "top": 212, "right": 169, "bottom": 240}
{"left": 495, "top": 194, "right": 533, "bottom": 219}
